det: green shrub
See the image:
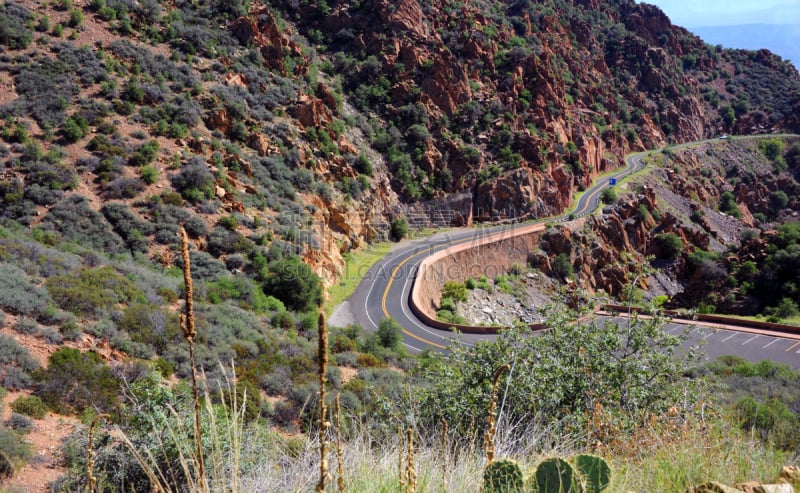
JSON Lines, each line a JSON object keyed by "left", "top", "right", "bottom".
{"left": 417, "top": 305, "right": 694, "bottom": 439}
{"left": 600, "top": 187, "right": 617, "bottom": 204}
{"left": 11, "top": 395, "right": 47, "bottom": 419}
{"left": 34, "top": 348, "right": 121, "bottom": 414}
{"left": 759, "top": 138, "right": 785, "bottom": 161}
{"left": 40, "top": 196, "right": 125, "bottom": 254}
{"left": 719, "top": 191, "right": 741, "bottom": 218}
{"left": 118, "top": 303, "right": 180, "bottom": 354}
{"left": 153, "top": 357, "right": 174, "bottom": 378}
{"left": 0, "top": 263, "right": 52, "bottom": 316}
{"left": 553, "top": 253, "right": 573, "bottom": 278}
{"left": 171, "top": 159, "right": 214, "bottom": 203}
{"left": 140, "top": 165, "right": 159, "bottom": 184}
{"left": 46, "top": 266, "right": 142, "bottom": 317}
{"left": 61, "top": 114, "right": 89, "bottom": 142}
{"left": 389, "top": 218, "right": 408, "bottom": 242}
{"left": 67, "top": 9, "right": 84, "bottom": 27}
{"left": 6, "top": 413, "right": 33, "bottom": 433}
{"left": 0, "top": 3, "right": 34, "bottom": 49}
{"left": 0, "top": 425, "right": 32, "bottom": 473}
{"left": 654, "top": 233, "right": 683, "bottom": 259}
{"left": 355, "top": 153, "right": 373, "bottom": 176}
{"left": 218, "top": 215, "right": 239, "bottom": 230}
{"left": 0, "top": 335, "right": 39, "bottom": 390}
{"left": 261, "top": 257, "right": 322, "bottom": 312}
{"left": 442, "top": 280, "right": 468, "bottom": 303}
{"left": 769, "top": 190, "right": 789, "bottom": 213}
{"left": 439, "top": 297, "right": 456, "bottom": 312}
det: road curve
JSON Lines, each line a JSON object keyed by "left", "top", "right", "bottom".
{"left": 346, "top": 136, "right": 800, "bottom": 368}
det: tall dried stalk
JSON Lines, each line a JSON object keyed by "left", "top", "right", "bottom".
{"left": 85, "top": 413, "right": 109, "bottom": 493}
{"left": 316, "top": 310, "right": 330, "bottom": 493}
{"left": 405, "top": 428, "right": 417, "bottom": 493}
{"left": 441, "top": 418, "right": 449, "bottom": 491}
{"left": 180, "top": 227, "right": 206, "bottom": 491}
{"left": 484, "top": 364, "right": 510, "bottom": 465}
{"left": 335, "top": 393, "right": 345, "bottom": 493}
{"left": 398, "top": 426, "right": 405, "bottom": 491}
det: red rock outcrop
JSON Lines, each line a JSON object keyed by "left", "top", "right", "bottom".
{"left": 231, "top": 6, "right": 307, "bottom": 75}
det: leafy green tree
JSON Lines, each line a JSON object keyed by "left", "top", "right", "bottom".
{"left": 600, "top": 187, "right": 617, "bottom": 204}
{"left": 390, "top": 217, "right": 408, "bottom": 242}
{"left": 415, "top": 304, "right": 697, "bottom": 441}
{"left": 376, "top": 317, "right": 404, "bottom": 352}
{"left": 261, "top": 257, "right": 322, "bottom": 312}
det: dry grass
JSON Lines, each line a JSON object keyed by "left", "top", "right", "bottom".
{"left": 115, "top": 399, "right": 796, "bottom": 492}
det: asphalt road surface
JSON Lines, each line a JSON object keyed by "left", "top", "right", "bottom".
{"left": 345, "top": 137, "right": 800, "bottom": 369}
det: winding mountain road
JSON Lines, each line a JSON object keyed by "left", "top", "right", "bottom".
{"left": 344, "top": 138, "right": 800, "bottom": 368}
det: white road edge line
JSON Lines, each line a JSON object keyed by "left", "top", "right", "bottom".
{"left": 399, "top": 265, "right": 475, "bottom": 348}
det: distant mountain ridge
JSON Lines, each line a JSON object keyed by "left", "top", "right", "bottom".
{"left": 689, "top": 23, "right": 800, "bottom": 69}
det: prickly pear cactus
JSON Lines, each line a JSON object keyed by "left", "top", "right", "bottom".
{"left": 484, "top": 459, "right": 525, "bottom": 493}
{"left": 574, "top": 454, "right": 611, "bottom": 493}
{"left": 534, "top": 457, "right": 581, "bottom": 493}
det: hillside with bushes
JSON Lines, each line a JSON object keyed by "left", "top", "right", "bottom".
{"left": 0, "top": 0, "right": 799, "bottom": 490}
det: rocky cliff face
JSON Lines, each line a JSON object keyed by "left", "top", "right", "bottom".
{"left": 213, "top": 0, "right": 800, "bottom": 285}
{"left": 269, "top": 0, "right": 800, "bottom": 222}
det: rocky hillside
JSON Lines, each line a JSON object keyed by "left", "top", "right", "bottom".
{"left": 271, "top": 0, "right": 800, "bottom": 218}
{"left": 530, "top": 137, "right": 800, "bottom": 317}
{"left": 1, "top": 0, "right": 799, "bottom": 292}
{"left": 1, "top": 1, "right": 800, "bottom": 488}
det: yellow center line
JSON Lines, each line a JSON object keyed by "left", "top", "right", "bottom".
{"left": 381, "top": 232, "right": 501, "bottom": 350}
{"left": 785, "top": 340, "right": 800, "bottom": 352}
{"left": 379, "top": 151, "right": 643, "bottom": 350}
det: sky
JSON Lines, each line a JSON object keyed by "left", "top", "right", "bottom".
{"left": 644, "top": 0, "right": 800, "bottom": 27}
{"left": 644, "top": 0, "right": 800, "bottom": 67}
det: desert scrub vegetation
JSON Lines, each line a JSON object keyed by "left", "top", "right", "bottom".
{"left": 49, "top": 360, "right": 797, "bottom": 492}
{"left": 415, "top": 305, "right": 700, "bottom": 441}
{"left": 701, "top": 356, "right": 800, "bottom": 452}
{"left": 0, "top": 335, "right": 39, "bottom": 390}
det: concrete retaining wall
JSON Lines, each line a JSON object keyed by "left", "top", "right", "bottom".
{"left": 409, "top": 223, "right": 548, "bottom": 334}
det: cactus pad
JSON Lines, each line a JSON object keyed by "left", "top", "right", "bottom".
{"left": 534, "top": 457, "right": 581, "bottom": 493}
{"left": 484, "top": 459, "right": 525, "bottom": 493}
{"left": 574, "top": 454, "right": 611, "bottom": 493}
